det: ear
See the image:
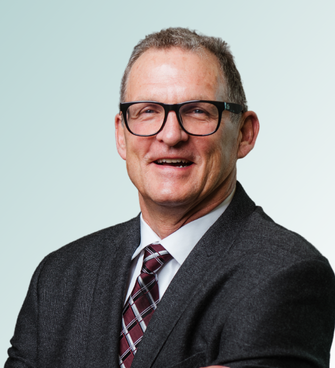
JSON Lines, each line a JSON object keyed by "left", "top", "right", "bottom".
{"left": 115, "top": 112, "right": 127, "bottom": 160}
{"left": 237, "top": 111, "right": 260, "bottom": 159}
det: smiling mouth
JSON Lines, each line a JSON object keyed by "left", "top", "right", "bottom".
{"left": 155, "top": 159, "right": 193, "bottom": 168}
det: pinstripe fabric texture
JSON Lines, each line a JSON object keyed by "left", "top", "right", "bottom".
{"left": 119, "top": 244, "right": 172, "bottom": 368}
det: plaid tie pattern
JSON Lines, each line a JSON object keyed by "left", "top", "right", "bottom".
{"left": 119, "top": 243, "right": 172, "bottom": 368}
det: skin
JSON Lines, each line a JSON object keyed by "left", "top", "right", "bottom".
{"left": 115, "top": 47, "right": 259, "bottom": 239}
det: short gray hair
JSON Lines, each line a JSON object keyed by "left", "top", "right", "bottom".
{"left": 120, "top": 27, "right": 248, "bottom": 117}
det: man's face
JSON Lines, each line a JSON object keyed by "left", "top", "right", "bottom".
{"left": 116, "top": 47, "right": 243, "bottom": 217}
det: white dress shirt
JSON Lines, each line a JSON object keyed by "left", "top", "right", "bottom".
{"left": 124, "top": 189, "right": 235, "bottom": 303}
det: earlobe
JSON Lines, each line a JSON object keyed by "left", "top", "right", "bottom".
{"left": 237, "top": 111, "right": 260, "bottom": 159}
{"left": 115, "top": 113, "right": 127, "bottom": 160}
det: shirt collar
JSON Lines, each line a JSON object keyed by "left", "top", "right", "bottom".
{"left": 134, "top": 188, "right": 235, "bottom": 266}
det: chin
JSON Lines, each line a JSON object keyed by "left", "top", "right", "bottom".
{"left": 148, "top": 192, "right": 193, "bottom": 208}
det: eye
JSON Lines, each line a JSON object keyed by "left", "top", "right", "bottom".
{"left": 142, "top": 107, "right": 156, "bottom": 114}
{"left": 182, "top": 104, "right": 209, "bottom": 116}
{"left": 139, "top": 104, "right": 161, "bottom": 115}
{"left": 192, "top": 108, "right": 205, "bottom": 114}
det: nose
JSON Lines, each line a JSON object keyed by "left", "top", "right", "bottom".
{"left": 156, "top": 111, "right": 189, "bottom": 146}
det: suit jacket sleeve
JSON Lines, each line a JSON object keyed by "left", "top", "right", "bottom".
{"left": 212, "top": 258, "right": 335, "bottom": 368}
{"left": 5, "top": 257, "right": 47, "bottom": 368}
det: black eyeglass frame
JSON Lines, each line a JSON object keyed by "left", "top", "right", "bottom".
{"left": 119, "top": 100, "right": 244, "bottom": 137}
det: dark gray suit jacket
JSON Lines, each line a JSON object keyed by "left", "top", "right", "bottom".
{"left": 5, "top": 183, "right": 335, "bottom": 368}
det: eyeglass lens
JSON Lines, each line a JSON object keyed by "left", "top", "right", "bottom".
{"left": 126, "top": 102, "right": 219, "bottom": 136}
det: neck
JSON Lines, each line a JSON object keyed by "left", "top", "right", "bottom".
{"left": 139, "top": 179, "right": 236, "bottom": 239}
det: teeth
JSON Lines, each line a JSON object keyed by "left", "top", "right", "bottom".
{"left": 156, "top": 159, "right": 189, "bottom": 164}
{"left": 155, "top": 159, "right": 192, "bottom": 168}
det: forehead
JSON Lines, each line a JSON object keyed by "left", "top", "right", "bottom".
{"left": 126, "top": 47, "right": 226, "bottom": 102}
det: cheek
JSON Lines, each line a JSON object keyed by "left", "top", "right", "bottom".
{"left": 124, "top": 135, "right": 146, "bottom": 164}
{"left": 124, "top": 140, "right": 151, "bottom": 187}
{"left": 125, "top": 157, "right": 147, "bottom": 195}
{"left": 206, "top": 128, "right": 239, "bottom": 174}
{"left": 220, "top": 125, "right": 240, "bottom": 157}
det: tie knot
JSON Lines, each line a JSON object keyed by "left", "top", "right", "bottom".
{"left": 142, "top": 243, "right": 172, "bottom": 275}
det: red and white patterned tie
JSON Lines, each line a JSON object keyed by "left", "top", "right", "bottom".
{"left": 119, "top": 243, "right": 172, "bottom": 368}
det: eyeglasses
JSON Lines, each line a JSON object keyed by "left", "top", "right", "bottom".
{"left": 119, "top": 100, "right": 243, "bottom": 137}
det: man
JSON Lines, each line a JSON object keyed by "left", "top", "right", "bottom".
{"left": 5, "top": 27, "right": 335, "bottom": 368}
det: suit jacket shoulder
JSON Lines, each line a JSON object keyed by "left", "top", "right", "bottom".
{"left": 6, "top": 216, "right": 141, "bottom": 368}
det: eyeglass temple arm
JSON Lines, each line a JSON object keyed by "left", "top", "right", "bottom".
{"left": 224, "top": 102, "right": 244, "bottom": 114}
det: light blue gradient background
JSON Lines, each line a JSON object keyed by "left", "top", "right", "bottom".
{"left": 1, "top": 0, "right": 335, "bottom": 365}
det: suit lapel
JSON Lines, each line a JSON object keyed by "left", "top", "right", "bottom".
{"left": 131, "top": 183, "right": 256, "bottom": 368}
{"left": 84, "top": 216, "right": 141, "bottom": 368}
